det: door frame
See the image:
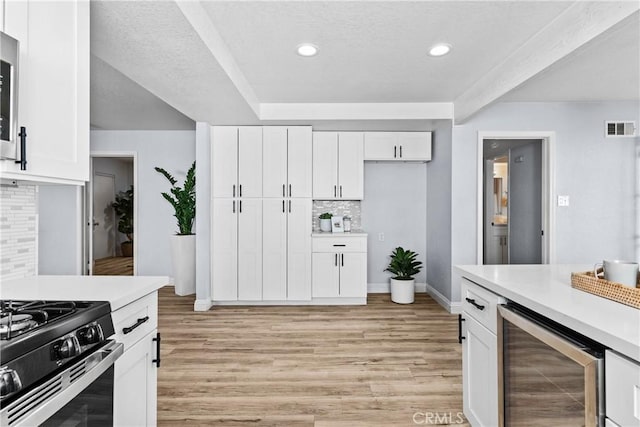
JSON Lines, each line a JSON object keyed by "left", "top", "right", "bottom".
{"left": 476, "top": 131, "right": 556, "bottom": 265}
{"left": 85, "top": 151, "right": 138, "bottom": 275}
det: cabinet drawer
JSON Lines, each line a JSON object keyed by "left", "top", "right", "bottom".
{"left": 312, "top": 236, "right": 367, "bottom": 253}
{"left": 461, "top": 278, "right": 505, "bottom": 334}
{"left": 605, "top": 350, "right": 640, "bottom": 427}
{"left": 113, "top": 292, "right": 158, "bottom": 351}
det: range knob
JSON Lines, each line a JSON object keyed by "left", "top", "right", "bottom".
{"left": 0, "top": 368, "right": 22, "bottom": 397}
{"left": 77, "top": 324, "right": 103, "bottom": 345}
{"left": 55, "top": 336, "right": 81, "bottom": 360}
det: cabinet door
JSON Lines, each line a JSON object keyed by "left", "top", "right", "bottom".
{"left": 212, "top": 199, "right": 238, "bottom": 301}
{"left": 287, "top": 127, "right": 312, "bottom": 198}
{"left": 312, "top": 253, "right": 339, "bottom": 297}
{"left": 212, "top": 127, "right": 238, "bottom": 198}
{"left": 337, "top": 132, "right": 364, "bottom": 200}
{"left": 2, "top": 0, "right": 89, "bottom": 182}
{"left": 238, "top": 127, "right": 262, "bottom": 198}
{"left": 462, "top": 315, "right": 499, "bottom": 427}
{"left": 262, "top": 199, "right": 287, "bottom": 300}
{"left": 363, "top": 132, "right": 397, "bottom": 160}
{"left": 397, "top": 132, "right": 431, "bottom": 160}
{"left": 114, "top": 330, "right": 157, "bottom": 427}
{"left": 312, "top": 132, "right": 338, "bottom": 199}
{"left": 338, "top": 253, "right": 367, "bottom": 297}
{"left": 238, "top": 199, "right": 262, "bottom": 300}
{"left": 288, "top": 199, "right": 312, "bottom": 300}
{"left": 262, "top": 127, "right": 288, "bottom": 198}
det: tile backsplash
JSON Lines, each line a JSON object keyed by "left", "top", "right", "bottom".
{"left": 1, "top": 184, "right": 37, "bottom": 281}
{"left": 312, "top": 200, "right": 361, "bottom": 232}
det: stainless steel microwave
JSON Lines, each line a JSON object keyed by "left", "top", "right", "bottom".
{"left": 1, "top": 31, "right": 19, "bottom": 160}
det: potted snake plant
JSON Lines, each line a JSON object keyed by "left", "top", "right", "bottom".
{"left": 385, "top": 247, "right": 423, "bottom": 304}
{"left": 155, "top": 161, "right": 196, "bottom": 296}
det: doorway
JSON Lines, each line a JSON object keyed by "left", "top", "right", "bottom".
{"left": 477, "top": 132, "right": 555, "bottom": 265}
{"left": 86, "top": 152, "right": 138, "bottom": 275}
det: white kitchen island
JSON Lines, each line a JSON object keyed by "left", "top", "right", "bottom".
{"left": 454, "top": 264, "right": 640, "bottom": 427}
{"left": 1, "top": 275, "right": 169, "bottom": 426}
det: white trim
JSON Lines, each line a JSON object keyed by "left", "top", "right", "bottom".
{"left": 259, "top": 102, "right": 454, "bottom": 121}
{"left": 0, "top": 172, "right": 85, "bottom": 186}
{"left": 75, "top": 186, "right": 84, "bottom": 275}
{"left": 194, "top": 299, "right": 213, "bottom": 312}
{"left": 211, "top": 297, "right": 368, "bottom": 306}
{"left": 89, "top": 151, "right": 139, "bottom": 276}
{"left": 367, "top": 282, "right": 427, "bottom": 293}
{"left": 425, "top": 283, "right": 462, "bottom": 314}
{"left": 476, "top": 131, "right": 556, "bottom": 265}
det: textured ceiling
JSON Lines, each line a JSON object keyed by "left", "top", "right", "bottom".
{"left": 89, "top": 1, "right": 640, "bottom": 129}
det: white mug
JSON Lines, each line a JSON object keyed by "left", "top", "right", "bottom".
{"left": 594, "top": 260, "right": 639, "bottom": 287}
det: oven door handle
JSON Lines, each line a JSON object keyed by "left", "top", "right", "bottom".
{"left": 0, "top": 341, "right": 124, "bottom": 427}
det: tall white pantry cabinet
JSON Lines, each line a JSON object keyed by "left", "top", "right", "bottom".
{"left": 211, "top": 126, "right": 312, "bottom": 302}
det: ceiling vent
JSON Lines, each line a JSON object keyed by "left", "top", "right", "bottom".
{"left": 605, "top": 121, "right": 636, "bottom": 137}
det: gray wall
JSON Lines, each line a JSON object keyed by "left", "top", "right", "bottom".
{"left": 451, "top": 101, "right": 639, "bottom": 302}
{"left": 39, "top": 185, "right": 82, "bottom": 275}
{"left": 91, "top": 130, "right": 196, "bottom": 276}
{"left": 361, "top": 162, "right": 427, "bottom": 284}
{"left": 92, "top": 157, "right": 134, "bottom": 253}
{"left": 426, "top": 120, "right": 454, "bottom": 300}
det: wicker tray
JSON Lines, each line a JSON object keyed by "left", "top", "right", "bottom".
{"left": 571, "top": 271, "right": 640, "bottom": 309}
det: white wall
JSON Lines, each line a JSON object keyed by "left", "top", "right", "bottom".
{"left": 451, "top": 101, "right": 639, "bottom": 303}
{"left": 426, "top": 120, "right": 454, "bottom": 303}
{"left": 91, "top": 130, "right": 196, "bottom": 277}
{"left": 361, "top": 162, "right": 427, "bottom": 285}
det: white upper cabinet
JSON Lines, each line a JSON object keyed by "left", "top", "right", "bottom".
{"left": 212, "top": 126, "right": 262, "bottom": 198}
{"left": 1, "top": 0, "right": 89, "bottom": 184}
{"left": 364, "top": 132, "right": 431, "bottom": 161}
{"left": 263, "top": 126, "right": 312, "bottom": 198}
{"left": 312, "top": 132, "right": 364, "bottom": 200}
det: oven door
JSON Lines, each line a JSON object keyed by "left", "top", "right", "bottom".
{"left": 0, "top": 340, "right": 123, "bottom": 427}
{"left": 497, "top": 305, "right": 604, "bottom": 427}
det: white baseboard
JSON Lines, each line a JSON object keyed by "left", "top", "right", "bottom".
{"left": 211, "top": 297, "right": 367, "bottom": 306}
{"left": 367, "top": 282, "right": 427, "bottom": 293}
{"left": 194, "top": 298, "right": 213, "bottom": 311}
{"left": 425, "top": 283, "right": 462, "bottom": 314}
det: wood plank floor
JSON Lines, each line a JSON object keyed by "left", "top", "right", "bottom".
{"left": 93, "top": 256, "right": 133, "bottom": 275}
{"left": 157, "top": 287, "right": 468, "bottom": 426}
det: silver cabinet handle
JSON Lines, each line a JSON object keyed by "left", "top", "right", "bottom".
{"left": 233, "top": 184, "right": 236, "bottom": 197}
{"left": 289, "top": 184, "right": 292, "bottom": 197}
{"left": 394, "top": 146, "right": 397, "bottom": 158}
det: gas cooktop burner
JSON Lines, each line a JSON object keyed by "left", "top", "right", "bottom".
{"left": 0, "top": 300, "right": 80, "bottom": 340}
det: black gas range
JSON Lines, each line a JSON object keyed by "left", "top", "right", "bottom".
{"left": 0, "top": 299, "right": 123, "bottom": 426}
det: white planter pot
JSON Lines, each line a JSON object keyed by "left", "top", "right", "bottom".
{"left": 390, "top": 278, "right": 415, "bottom": 304}
{"left": 319, "top": 218, "right": 332, "bottom": 232}
{"left": 170, "top": 234, "right": 196, "bottom": 296}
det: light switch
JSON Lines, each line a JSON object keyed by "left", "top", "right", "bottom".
{"left": 558, "top": 195, "right": 570, "bottom": 207}
{"left": 378, "top": 233, "right": 385, "bottom": 242}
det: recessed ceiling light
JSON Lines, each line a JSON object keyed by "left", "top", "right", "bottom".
{"left": 429, "top": 43, "right": 451, "bottom": 57}
{"left": 297, "top": 43, "right": 318, "bottom": 57}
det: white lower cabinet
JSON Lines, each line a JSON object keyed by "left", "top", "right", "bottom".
{"left": 605, "top": 350, "right": 640, "bottom": 427}
{"left": 114, "top": 330, "right": 158, "bottom": 426}
{"left": 461, "top": 278, "right": 504, "bottom": 427}
{"left": 312, "top": 235, "right": 367, "bottom": 301}
{"left": 112, "top": 292, "right": 159, "bottom": 426}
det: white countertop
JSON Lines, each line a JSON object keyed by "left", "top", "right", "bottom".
{"left": 312, "top": 231, "right": 368, "bottom": 237}
{"left": 0, "top": 275, "right": 170, "bottom": 311}
{"left": 454, "top": 264, "right": 640, "bottom": 362}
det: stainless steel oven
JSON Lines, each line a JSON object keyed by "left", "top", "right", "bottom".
{"left": 0, "top": 31, "right": 19, "bottom": 161}
{"left": 497, "top": 304, "right": 604, "bottom": 427}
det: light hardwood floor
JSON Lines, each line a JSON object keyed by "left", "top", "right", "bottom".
{"left": 157, "top": 287, "right": 467, "bottom": 426}
{"left": 93, "top": 256, "right": 133, "bottom": 275}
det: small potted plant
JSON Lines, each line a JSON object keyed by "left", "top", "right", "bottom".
{"left": 385, "top": 247, "right": 422, "bottom": 304}
{"left": 112, "top": 186, "right": 134, "bottom": 257}
{"left": 319, "top": 212, "right": 332, "bottom": 232}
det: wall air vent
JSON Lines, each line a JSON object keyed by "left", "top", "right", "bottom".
{"left": 605, "top": 121, "right": 636, "bottom": 137}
